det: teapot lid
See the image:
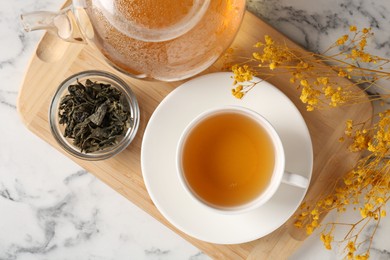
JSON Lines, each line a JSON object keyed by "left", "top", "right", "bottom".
{"left": 84, "top": 0, "right": 210, "bottom": 42}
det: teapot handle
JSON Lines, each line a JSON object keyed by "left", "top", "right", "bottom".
{"left": 20, "top": 6, "right": 86, "bottom": 44}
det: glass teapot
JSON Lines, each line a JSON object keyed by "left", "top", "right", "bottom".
{"left": 21, "top": 0, "right": 246, "bottom": 81}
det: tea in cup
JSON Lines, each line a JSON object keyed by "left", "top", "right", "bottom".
{"left": 176, "top": 106, "right": 309, "bottom": 214}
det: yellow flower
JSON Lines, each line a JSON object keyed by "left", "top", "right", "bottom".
{"left": 306, "top": 224, "right": 314, "bottom": 235}
{"left": 360, "top": 208, "right": 368, "bottom": 218}
{"left": 269, "top": 62, "right": 277, "bottom": 70}
{"left": 338, "top": 69, "right": 348, "bottom": 77}
{"left": 359, "top": 38, "right": 367, "bottom": 50}
{"left": 294, "top": 72, "right": 303, "bottom": 79}
{"left": 347, "top": 241, "right": 356, "bottom": 253}
{"left": 298, "top": 62, "right": 310, "bottom": 69}
{"left": 301, "top": 211, "right": 309, "bottom": 217}
{"left": 349, "top": 25, "right": 357, "bottom": 32}
{"left": 349, "top": 131, "right": 368, "bottom": 152}
{"left": 361, "top": 52, "right": 373, "bottom": 62}
{"left": 264, "top": 35, "right": 274, "bottom": 45}
{"left": 320, "top": 234, "right": 333, "bottom": 250}
{"left": 344, "top": 178, "right": 353, "bottom": 185}
{"left": 345, "top": 119, "right": 353, "bottom": 136}
{"left": 300, "top": 79, "right": 309, "bottom": 87}
{"left": 231, "top": 85, "right": 245, "bottom": 99}
{"left": 331, "top": 92, "right": 341, "bottom": 106}
{"left": 323, "top": 86, "right": 334, "bottom": 97}
{"left": 317, "top": 77, "right": 329, "bottom": 85}
{"left": 231, "top": 64, "right": 253, "bottom": 83}
{"left": 300, "top": 85, "right": 321, "bottom": 111}
{"left": 235, "top": 85, "right": 243, "bottom": 91}
{"left": 336, "top": 35, "right": 349, "bottom": 45}
{"left": 351, "top": 49, "right": 359, "bottom": 59}
{"left": 233, "top": 91, "right": 244, "bottom": 99}
{"left": 376, "top": 197, "right": 384, "bottom": 204}
{"left": 365, "top": 203, "right": 373, "bottom": 211}
{"left": 324, "top": 197, "right": 334, "bottom": 206}
{"left": 355, "top": 254, "right": 369, "bottom": 260}
{"left": 253, "top": 52, "right": 262, "bottom": 60}
{"left": 254, "top": 41, "right": 264, "bottom": 48}
{"left": 329, "top": 88, "right": 347, "bottom": 107}
{"left": 294, "top": 221, "right": 303, "bottom": 228}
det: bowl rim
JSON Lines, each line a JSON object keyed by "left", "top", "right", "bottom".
{"left": 49, "top": 70, "right": 140, "bottom": 160}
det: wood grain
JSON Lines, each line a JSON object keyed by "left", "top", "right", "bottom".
{"left": 17, "top": 5, "right": 372, "bottom": 259}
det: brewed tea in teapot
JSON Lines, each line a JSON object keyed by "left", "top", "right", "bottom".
{"left": 22, "top": 0, "right": 246, "bottom": 81}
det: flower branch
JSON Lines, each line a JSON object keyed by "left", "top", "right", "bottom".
{"left": 229, "top": 26, "right": 390, "bottom": 259}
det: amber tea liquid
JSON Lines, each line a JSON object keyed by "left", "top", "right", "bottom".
{"left": 85, "top": 0, "right": 246, "bottom": 81}
{"left": 182, "top": 112, "right": 275, "bottom": 207}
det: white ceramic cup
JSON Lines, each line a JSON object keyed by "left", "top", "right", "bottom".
{"left": 176, "top": 106, "right": 309, "bottom": 214}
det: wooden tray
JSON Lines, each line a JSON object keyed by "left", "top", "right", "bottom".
{"left": 17, "top": 5, "right": 372, "bottom": 259}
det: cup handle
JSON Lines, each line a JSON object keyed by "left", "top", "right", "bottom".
{"left": 282, "top": 171, "right": 309, "bottom": 189}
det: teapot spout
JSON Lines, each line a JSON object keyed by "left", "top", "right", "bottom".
{"left": 21, "top": 8, "right": 85, "bottom": 43}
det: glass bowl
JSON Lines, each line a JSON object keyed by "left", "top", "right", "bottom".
{"left": 49, "top": 70, "right": 140, "bottom": 160}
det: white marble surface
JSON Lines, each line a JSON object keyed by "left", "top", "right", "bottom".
{"left": 1, "top": 0, "right": 390, "bottom": 259}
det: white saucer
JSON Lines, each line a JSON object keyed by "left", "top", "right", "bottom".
{"left": 141, "top": 72, "right": 313, "bottom": 244}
